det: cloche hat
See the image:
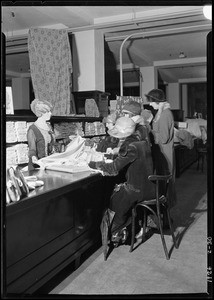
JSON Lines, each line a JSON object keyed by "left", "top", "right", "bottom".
{"left": 122, "top": 100, "right": 142, "bottom": 116}
{"left": 145, "top": 89, "right": 167, "bottom": 103}
{"left": 108, "top": 117, "right": 136, "bottom": 139}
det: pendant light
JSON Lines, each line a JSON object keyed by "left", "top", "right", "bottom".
{"left": 203, "top": 5, "right": 212, "bottom": 20}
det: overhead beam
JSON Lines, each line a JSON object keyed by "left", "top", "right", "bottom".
{"left": 106, "top": 24, "right": 211, "bottom": 42}
{"left": 178, "top": 77, "right": 206, "bottom": 83}
{"left": 154, "top": 57, "right": 206, "bottom": 67}
{"left": 4, "top": 7, "right": 208, "bottom": 40}
{"left": 119, "top": 25, "right": 209, "bottom": 96}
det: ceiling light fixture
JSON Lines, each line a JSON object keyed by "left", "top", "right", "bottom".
{"left": 203, "top": 5, "right": 212, "bottom": 20}
{"left": 179, "top": 52, "right": 186, "bottom": 59}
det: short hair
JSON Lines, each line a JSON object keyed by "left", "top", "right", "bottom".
{"left": 30, "top": 99, "right": 53, "bottom": 117}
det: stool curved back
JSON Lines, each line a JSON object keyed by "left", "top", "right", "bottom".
{"left": 129, "top": 174, "right": 178, "bottom": 260}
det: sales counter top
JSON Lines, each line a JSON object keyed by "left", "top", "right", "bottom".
{"left": 7, "top": 168, "right": 103, "bottom": 214}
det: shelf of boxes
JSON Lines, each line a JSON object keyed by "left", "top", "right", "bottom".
{"left": 6, "top": 121, "right": 31, "bottom": 167}
{"left": 6, "top": 116, "right": 107, "bottom": 168}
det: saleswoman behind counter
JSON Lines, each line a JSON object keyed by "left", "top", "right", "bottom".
{"left": 27, "top": 99, "right": 69, "bottom": 171}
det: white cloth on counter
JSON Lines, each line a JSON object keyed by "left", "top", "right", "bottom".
{"left": 174, "top": 128, "right": 194, "bottom": 149}
{"left": 37, "top": 135, "right": 104, "bottom": 174}
{"left": 185, "top": 118, "right": 207, "bottom": 138}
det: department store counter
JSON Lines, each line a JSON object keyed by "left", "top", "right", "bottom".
{"left": 6, "top": 168, "right": 114, "bottom": 295}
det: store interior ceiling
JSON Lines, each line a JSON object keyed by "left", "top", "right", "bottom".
{"left": 2, "top": 5, "right": 212, "bottom": 85}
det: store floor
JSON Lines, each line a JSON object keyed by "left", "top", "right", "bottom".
{"left": 37, "top": 162, "right": 209, "bottom": 296}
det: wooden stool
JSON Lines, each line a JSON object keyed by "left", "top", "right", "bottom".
{"left": 129, "top": 174, "right": 178, "bottom": 260}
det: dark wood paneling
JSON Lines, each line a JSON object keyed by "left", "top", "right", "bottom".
{"left": 174, "top": 140, "right": 198, "bottom": 177}
{"left": 5, "top": 170, "right": 109, "bottom": 295}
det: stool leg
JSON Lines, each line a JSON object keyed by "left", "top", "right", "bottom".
{"left": 157, "top": 206, "right": 170, "bottom": 260}
{"left": 130, "top": 207, "right": 136, "bottom": 252}
{"left": 142, "top": 209, "right": 147, "bottom": 242}
{"left": 201, "top": 153, "right": 204, "bottom": 172}
{"left": 103, "top": 226, "right": 108, "bottom": 261}
{"left": 166, "top": 208, "right": 178, "bottom": 249}
{"left": 100, "top": 209, "right": 114, "bottom": 261}
{"left": 197, "top": 153, "right": 200, "bottom": 170}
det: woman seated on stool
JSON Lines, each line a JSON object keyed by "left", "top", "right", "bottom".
{"left": 27, "top": 98, "right": 55, "bottom": 171}
{"left": 89, "top": 117, "right": 155, "bottom": 247}
{"left": 121, "top": 100, "right": 153, "bottom": 144}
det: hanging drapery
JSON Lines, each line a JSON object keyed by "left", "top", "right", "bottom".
{"left": 28, "top": 28, "right": 76, "bottom": 115}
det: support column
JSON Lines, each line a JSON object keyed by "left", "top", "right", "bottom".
{"left": 140, "top": 66, "right": 157, "bottom": 98}
{"left": 168, "top": 82, "right": 180, "bottom": 109}
{"left": 72, "top": 29, "right": 104, "bottom": 92}
{"left": 12, "top": 78, "right": 30, "bottom": 110}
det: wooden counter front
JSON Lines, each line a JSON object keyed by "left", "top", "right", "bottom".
{"left": 6, "top": 169, "right": 112, "bottom": 295}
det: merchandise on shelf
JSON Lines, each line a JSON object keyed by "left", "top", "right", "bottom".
{"left": 6, "top": 122, "right": 17, "bottom": 143}
{"left": 15, "top": 143, "right": 29, "bottom": 164}
{"left": 85, "top": 122, "right": 106, "bottom": 136}
{"left": 6, "top": 143, "right": 29, "bottom": 167}
{"left": 6, "top": 121, "right": 34, "bottom": 143}
{"left": 6, "top": 116, "right": 106, "bottom": 169}
{"left": 6, "top": 146, "right": 18, "bottom": 166}
{"left": 14, "top": 121, "right": 28, "bottom": 142}
{"left": 54, "top": 122, "right": 84, "bottom": 137}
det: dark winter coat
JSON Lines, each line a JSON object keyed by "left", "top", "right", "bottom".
{"left": 89, "top": 137, "right": 155, "bottom": 234}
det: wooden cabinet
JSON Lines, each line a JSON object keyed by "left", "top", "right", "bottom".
{"left": 4, "top": 116, "right": 111, "bottom": 294}
{"left": 72, "top": 90, "right": 110, "bottom": 117}
{"left": 171, "top": 109, "right": 184, "bottom": 122}
{"left": 174, "top": 139, "right": 198, "bottom": 177}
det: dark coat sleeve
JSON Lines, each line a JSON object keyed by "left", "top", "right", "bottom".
{"left": 89, "top": 142, "right": 138, "bottom": 176}
{"left": 96, "top": 136, "right": 119, "bottom": 153}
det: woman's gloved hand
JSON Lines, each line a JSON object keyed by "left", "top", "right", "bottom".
{"left": 88, "top": 161, "right": 104, "bottom": 170}
{"left": 88, "top": 161, "right": 97, "bottom": 169}
{"left": 106, "top": 147, "right": 114, "bottom": 154}
{"left": 32, "top": 156, "right": 46, "bottom": 169}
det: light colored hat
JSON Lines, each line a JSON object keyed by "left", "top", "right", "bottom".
{"left": 108, "top": 117, "right": 136, "bottom": 139}
{"left": 30, "top": 99, "right": 53, "bottom": 117}
{"left": 144, "top": 89, "right": 167, "bottom": 103}
{"left": 122, "top": 101, "right": 142, "bottom": 116}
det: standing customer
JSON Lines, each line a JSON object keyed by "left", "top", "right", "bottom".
{"left": 27, "top": 99, "right": 55, "bottom": 171}
{"left": 145, "top": 89, "right": 177, "bottom": 211}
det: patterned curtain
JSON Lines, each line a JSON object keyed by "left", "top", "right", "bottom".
{"left": 28, "top": 28, "right": 76, "bottom": 115}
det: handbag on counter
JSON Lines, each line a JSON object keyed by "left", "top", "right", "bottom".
{"left": 6, "top": 166, "right": 29, "bottom": 203}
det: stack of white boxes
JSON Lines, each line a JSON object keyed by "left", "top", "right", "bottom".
{"left": 6, "top": 121, "right": 29, "bottom": 167}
